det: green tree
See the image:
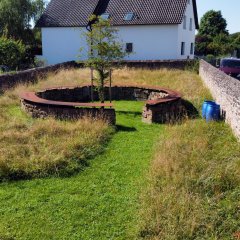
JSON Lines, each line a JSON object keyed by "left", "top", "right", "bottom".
{"left": 0, "top": 0, "right": 46, "bottom": 68}
{"left": 208, "top": 33, "right": 233, "bottom": 56}
{"left": 229, "top": 32, "right": 240, "bottom": 57}
{"left": 84, "top": 16, "right": 127, "bottom": 103}
{"left": 0, "top": 0, "right": 46, "bottom": 42}
{"left": 0, "top": 36, "right": 26, "bottom": 69}
{"left": 195, "top": 34, "right": 211, "bottom": 56}
{"left": 199, "top": 10, "right": 228, "bottom": 37}
{"left": 196, "top": 10, "right": 232, "bottom": 56}
{"left": 31, "top": 0, "right": 47, "bottom": 24}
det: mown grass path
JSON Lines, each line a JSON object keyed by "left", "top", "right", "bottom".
{"left": 0, "top": 101, "right": 163, "bottom": 240}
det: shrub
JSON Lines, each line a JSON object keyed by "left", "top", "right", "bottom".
{"left": 0, "top": 36, "right": 26, "bottom": 69}
{"left": 185, "top": 60, "right": 200, "bottom": 73}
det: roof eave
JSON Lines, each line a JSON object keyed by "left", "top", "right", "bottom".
{"left": 193, "top": 0, "right": 199, "bottom": 29}
{"left": 36, "top": 22, "right": 182, "bottom": 28}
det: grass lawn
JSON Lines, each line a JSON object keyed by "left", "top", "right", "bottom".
{"left": 0, "top": 68, "right": 239, "bottom": 239}
{"left": 0, "top": 100, "right": 164, "bottom": 240}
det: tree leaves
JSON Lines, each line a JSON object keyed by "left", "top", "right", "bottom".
{"left": 83, "top": 16, "right": 128, "bottom": 102}
{"left": 199, "top": 10, "right": 228, "bottom": 37}
{"left": 0, "top": 0, "right": 46, "bottom": 42}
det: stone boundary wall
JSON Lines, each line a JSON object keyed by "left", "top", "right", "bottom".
{"left": 0, "top": 60, "right": 193, "bottom": 92}
{"left": 0, "top": 61, "right": 81, "bottom": 92}
{"left": 199, "top": 60, "right": 240, "bottom": 139}
{"left": 117, "top": 60, "right": 194, "bottom": 70}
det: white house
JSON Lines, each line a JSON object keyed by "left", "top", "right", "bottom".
{"left": 36, "top": 0, "right": 199, "bottom": 65}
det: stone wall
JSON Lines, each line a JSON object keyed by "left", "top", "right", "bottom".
{"left": 117, "top": 60, "right": 194, "bottom": 70}
{"left": 0, "top": 60, "right": 193, "bottom": 92}
{"left": 38, "top": 85, "right": 169, "bottom": 102}
{"left": 0, "top": 61, "right": 81, "bottom": 92}
{"left": 199, "top": 60, "right": 240, "bottom": 139}
{"left": 142, "top": 99, "right": 184, "bottom": 124}
{"left": 21, "top": 100, "right": 116, "bottom": 125}
{"left": 20, "top": 85, "right": 182, "bottom": 125}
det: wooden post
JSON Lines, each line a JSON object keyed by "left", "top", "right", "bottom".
{"left": 109, "top": 69, "right": 112, "bottom": 106}
{"left": 90, "top": 32, "right": 94, "bottom": 102}
{"left": 91, "top": 68, "right": 94, "bottom": 102}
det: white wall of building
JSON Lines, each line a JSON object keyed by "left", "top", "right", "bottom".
{"left": 117, "top": 25, "right": 179, "bottom": 61}
{"left": 177, "top": 0, "right": 196, "bottom": 59}
{"left": 41, "top": 2, "right": 196, "bottom": 65}
{"left": 42, "top": 27, "right": 88, "bottom": 65}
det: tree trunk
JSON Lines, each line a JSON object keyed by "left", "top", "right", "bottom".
{"left": 100, "top": 76, "right": 104, "bottom": 104}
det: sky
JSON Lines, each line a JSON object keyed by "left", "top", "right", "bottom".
{"left": 196, "top": 0, "right": 240, "bottom": 34}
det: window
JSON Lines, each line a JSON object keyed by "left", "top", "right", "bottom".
{"left": 100, "top": 13, "right": 110, "bottom": 20}
{"left": 190, "top": 43, "right": 194, "bottom": 54}
{"left": 124, "top": 12, "right": 135, "bottom": 21}
{"left": 181, "top": 42, "right": 185, "bottom": 55}
{"left": 183, "top": 15, "right": 187, "bottom": 29}
{"left": 188, "top": 0, "right": 190, "bottom": 4}
{"left": 126, "top": 43, "right": 133, "bottom": 53}
{"left": 189, "top": 18, "right": 193, "bottom": 31}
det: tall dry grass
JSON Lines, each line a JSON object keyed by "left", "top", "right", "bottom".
{"left": 135, "top": 69, "right": 240, "bottom": 239}
{"left": 0, "top": 67, "right": 209, "bottom": 181}
{"left": 10, "top": 67, "right": 210, "bottom": 106}
{"left": 0, "top": 69, "right": 113, "bottom": 181}
{"left": 140, "top": 120, "right": 240, "bottom": 239}
{"left": 113, "top": 68, "right": 212, "bottom": 108}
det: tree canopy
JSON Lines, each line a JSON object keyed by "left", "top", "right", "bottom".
{"left": 198, "top": 10, "right": 228, "bottom": 37}
{"left": 0, "top": 0, "right": 46, "bottom": 42}
{"left": 84, "top": 16, "right": 127, "bottom": 103}
{"left": 0, "top": 0, "right": 47, "bottom": 69}
{"left": 195, "top": 10, "right": 240, "bottom": 57}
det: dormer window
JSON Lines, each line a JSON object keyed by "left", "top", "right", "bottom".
{"left": 100, "top": 13, "right": 110, "bottom": 20}
{"left": 124, "top": 12, "right": 135, "bottom": 21}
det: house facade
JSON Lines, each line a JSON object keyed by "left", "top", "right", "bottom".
{"left": 37, "top": 0, "right": 199, "bottom": 65}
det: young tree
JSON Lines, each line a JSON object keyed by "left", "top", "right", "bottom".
{"left": 84, "top": 16, "right": 127, "bottom": 103}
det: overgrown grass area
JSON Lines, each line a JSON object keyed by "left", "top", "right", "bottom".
{"left": 0, "top": 67, "right": 239, "bottom": 239}
{"left": 139, "top": 120, "right": 240, "bottom": 239}
{"left": 0, "top": 74, "right": 112, "bottom": 181}
{"left": 0, "top": 100, "right": 164, "bottom": 239}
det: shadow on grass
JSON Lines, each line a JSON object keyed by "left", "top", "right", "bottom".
{"left": 116, "top": 125, "right": 137, "bottom": 132}
{"left": 116, "top": 110, "right": 142, "bottom": 117}
{"left": 182, "top": 99, "right": 199, "bottom": 119}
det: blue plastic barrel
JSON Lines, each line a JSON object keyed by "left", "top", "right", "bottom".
{"left": 202, "top": 100, "right": 216, "bottom": 118}
{"left": 206, "top": 103, "right": 220, "bottom": 122}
